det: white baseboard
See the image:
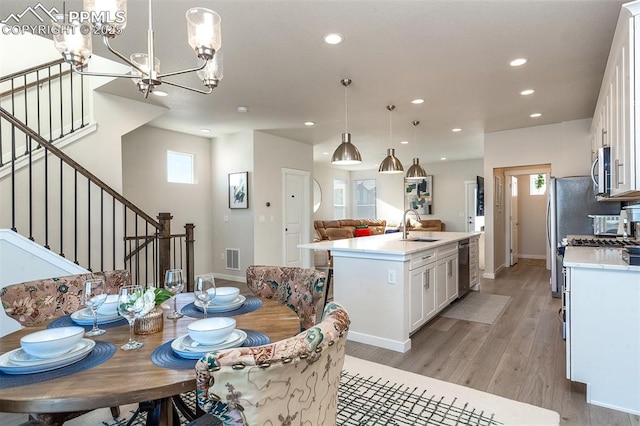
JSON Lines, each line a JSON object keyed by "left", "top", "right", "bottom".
{"left": 518, "top": 254, "right": 546, "bottom": 260}
{"left": 346, "top": 330, "right": 411, "bottom": 353}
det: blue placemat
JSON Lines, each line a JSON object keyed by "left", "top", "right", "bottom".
{"left": 48, "top": 314, "right": 128, "bottom": 330}
{"left": 151, "top": 329, "right": 270, "bottom": 370}
{"left": 181, "top": 296, "right": 263, "bottom": 319}
{"left": 0, "top": 341, "right": 116, "bottom": 389}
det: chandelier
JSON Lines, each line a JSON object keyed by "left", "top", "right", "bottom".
{"left": 52, "top": 0, "right": 223, "bottom": 98}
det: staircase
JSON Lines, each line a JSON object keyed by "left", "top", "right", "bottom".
{"left": 0, "top": 59, "right": 195, "bottom": 290}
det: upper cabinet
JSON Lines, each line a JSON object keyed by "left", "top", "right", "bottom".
{"left": 592, "top": 2, "right": 640, "bottom": 197}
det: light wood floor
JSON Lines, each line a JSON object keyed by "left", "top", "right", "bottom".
{"left": 344, "top": 260, "right": 640, "bottom": 426}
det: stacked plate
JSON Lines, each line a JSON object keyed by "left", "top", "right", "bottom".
{"left": 0, "top": 339, "right": 95, "bottom": 375}
{"left": 194, "top": 295, "right": 247, "bottom": 313}
{"left": 171, "top": 330, "right": 248, "bottom": 359}
{"left": 71, "top": 308, "right": 122, "bottom": 325}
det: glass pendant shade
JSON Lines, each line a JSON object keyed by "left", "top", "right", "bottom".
{"left": 378, "top": 148, "right": 404, "bottom": 173}
{"left": 331, "top": 133, "right": 362, "bottom": 165}
{"left": 130, "top": 53, "right": 160, "bottom": 85}
{"left": 52, "top": 15, "right": 93, "bottom": 67}
{"left": 83, "top": 0, "right": 127, "bottom": 34}
{"left": 197, "top": 50, "right": 223, "bottom": 87}
{"left": 186, "top": 8, "right": 221, "bottom": 60}
{"left": 406, "top": 158, "right": 427, "bottom": 179}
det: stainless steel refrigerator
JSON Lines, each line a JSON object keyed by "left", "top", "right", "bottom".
{"left": 547, "top": 176, "right": 621, "bottom": 297}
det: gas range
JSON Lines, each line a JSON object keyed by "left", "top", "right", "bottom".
{"left": 568, "top": 238, "right": 640, "bottom": 248}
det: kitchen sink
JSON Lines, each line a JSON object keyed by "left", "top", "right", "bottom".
{"left": 401, "top": 237, "right": 441, "bottom": 242}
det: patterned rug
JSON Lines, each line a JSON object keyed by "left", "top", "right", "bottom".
{"left": 438, "top": 292, "right": 511, "bottom": 324}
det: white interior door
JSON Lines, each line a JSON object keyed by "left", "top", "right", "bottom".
{"left": 465, "top": 180, "right": 477, "bottom": 232}
{"left": 283, "top": 170, "right": 310, "bottom": 267}
{"left": 510, "top": 176, "right": 519, "bottom": 265}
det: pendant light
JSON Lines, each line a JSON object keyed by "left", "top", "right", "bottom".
{"left": 331, "top": 79, "right": 362, "bottom": 165}
{"left": 405, "top": 121, "right": 428, "bottom": 179}
{"left": 378, "top": 105, "right": 404, "bottom": 173}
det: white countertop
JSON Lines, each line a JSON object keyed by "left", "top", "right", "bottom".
{"left": 563, "top": 246, "right": 640, "bottom": 271}
{"left": 299, "top": 231, "right": 479, "bottom": 256}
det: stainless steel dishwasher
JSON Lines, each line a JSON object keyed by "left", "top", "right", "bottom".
{"left": 458, "top": 239, "right": 470, "bottom": 297}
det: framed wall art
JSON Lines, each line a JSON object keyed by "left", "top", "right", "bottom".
{"left": 229, "top": 172, "right": 248, "bottom": 209}
{"left": 404, "top": 175, "right": 433, "bottom": 215}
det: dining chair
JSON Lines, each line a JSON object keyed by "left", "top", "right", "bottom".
{"left": 245, "top": 265, "right": 327, "bottom": 331}
{"left": 0, "top": 270, "right": 131, "bottom": 327}
{"left": 0, "top": 270, "right": 131, "bottom": 425}
{"left": 192, "top": 301, "right": 350, "bottom": 426}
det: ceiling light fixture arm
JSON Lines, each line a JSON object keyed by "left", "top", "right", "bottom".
{"left": 161, "top": 79, "right": 214, "bottom": 94}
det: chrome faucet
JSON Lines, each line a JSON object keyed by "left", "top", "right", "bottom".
{"left": 402, "top": 208, "right": 421, "bottom": 239}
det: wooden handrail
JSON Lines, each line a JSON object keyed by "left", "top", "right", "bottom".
{"left": 0, "top": 105, "right": 161, "bottom": 229}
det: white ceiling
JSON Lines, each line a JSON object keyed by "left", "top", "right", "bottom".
{"left": 3, "top": 0, "right": 625, "bottom": 171}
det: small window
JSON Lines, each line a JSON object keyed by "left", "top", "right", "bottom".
{"left": 530, "top": 173, "right": 546, "bottom": 196}
{"left": 354, "top": 179, "right": 376, "bottom": 219}
{"left": 333, "top": 179, "right": 347, "bottom": 219}
{"left": 167, "top": 151, "right": 194, "bottom": 184}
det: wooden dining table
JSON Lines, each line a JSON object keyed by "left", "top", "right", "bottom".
{"left": 0, "top": 293, "right": 301, "bottom": 425}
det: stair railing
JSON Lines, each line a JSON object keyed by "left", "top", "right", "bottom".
{"left": 0, "top": 62, "right": 194, "bottom": 287}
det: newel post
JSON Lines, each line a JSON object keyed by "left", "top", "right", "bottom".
{"left": 185, "top": 223, "right": 195, "bottom": 292}
{"left": 158, "top": 212, "right": 173, "bottom": 283}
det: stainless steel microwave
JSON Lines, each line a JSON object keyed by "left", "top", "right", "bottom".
{"left": 591, "top": 146, "right": 611, "bottom": 196}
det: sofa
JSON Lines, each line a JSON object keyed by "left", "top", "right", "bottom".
{"left": 406, "top": 218, "right": 446, "bottom": 232}
{"left": 314, "top": 219, "right": 387, "bottom": 241}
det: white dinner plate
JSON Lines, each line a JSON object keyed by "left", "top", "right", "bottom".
{"left": 171, "top": 330, "right": 247, "bottom": 359}
{"left": 0, "top": 339, "right": 95, "bottom": 375}
{"left": 70, "top": 308, "right": 122, "bottom": 325}
{"left": 194, "top": 295, "right": 246, "bottom": 313}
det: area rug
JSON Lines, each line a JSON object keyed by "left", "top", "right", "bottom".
{"left": 23, "top": 354, "right": 559, "bottom": 426}
{"left": 439, "top": 292, "right": 511, "bottom": 324}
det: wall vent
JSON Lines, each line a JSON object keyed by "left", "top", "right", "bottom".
{"left": 225, "top": 248, "right": 240, "bottom": 270}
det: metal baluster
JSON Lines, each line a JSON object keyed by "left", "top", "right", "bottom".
{"left": 23, "top": 74, "right": 28, "bottom": 155}
{"left": 11, "top": 79, "right": 15, "bottom": 159}
{"left": 28, "top": 135, "right": 33, "bottom": 240}
{"left": 134, "top": 213, "right": 139, "bottom": 285}
{"left": 48, "top": 66, "right": 53, "bottom": 142}
{"left": 100, "top": 188, "right": 104, "bottom": 272}
{"left": 74, "top": 169, "right": 78, "bottom": 264}
{"left": 36, "top": 69, "right": 41, "bottom": 148}
{"left": 0, "top": 111, "right": 4, "bottom": 166}
{"left": 69, "top": 63, "right": 75, "bottom": 133}
{"left": 59, "top": 63, "right": 63, "bottom": 139}
{"left": 123, "top": 205, "right": 128, "bottom": 274}
{"left": 87, "top": 178, "right": 91, "bottom": 271}
{"left": 112, "top": 198, "right": 116, "bottom": 270}
{"left": 10, "top": 124, "right": 16, "bottom": 232}
{"left": 44, "top": 146, "right": 50, "bottom": 249}
{"left": 80, "top": 73, "right": 86, "bottom": 128}
{"left": 59, "top": 158, "right": 64, "bottom": 257}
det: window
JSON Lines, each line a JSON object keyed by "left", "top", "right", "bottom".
{"left": 354, "top": 179, "right": 376, "bottom": 218}
{"left": 530, "top": 173, "right": 546, "bottom": 196}
{"left": 333, "top": 179, "right": 347, "bottom": 219}
{"left": 167, "top": 151, "right": 194, "bottom": 184}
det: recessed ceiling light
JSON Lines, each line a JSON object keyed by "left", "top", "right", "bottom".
{"left": 440, "top": 157, "right": 447, "bottom": 161}
{"left": 304, "top": 121, "right": 315, "bottom": 126}
{"left": 200, "top": 128, "right": 211, "bottom": 133}
{"left": 152, "top": 90, "right": 168, "bottom": 97}
{"left": 400, "top": 140, "right": 409, "bottom": 144}
{"left": 323, "top": 33, "right": 343, "bottom": 45}
{"left": 451, "top": 128, "right": 462, "bottom": 132}
{"left": 520, "top": 89, "right": 535, "bottom": 96}
{"left": 510, "top": 58, "right": 528, "bottom": 67}
{"left": 411, "top": 98, "right": 425, "bottom": 104}
{"left": 237, "top": 106, "right": 249, "bottom": 113}
{"left": 530, "top": 112, "right": 542, "bottom": 118}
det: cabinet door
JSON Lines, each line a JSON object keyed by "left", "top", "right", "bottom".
{"left": 611, "top": 16, "right": 635, "bottom": 195}
{"left": 409, "top": 262, "right": 436, "bottom": 332}
{"left": 436, "top": 258, "right": 448, "bottom": 311}
{"left": 446, "top": 254, "right": 458, "bottom": 304}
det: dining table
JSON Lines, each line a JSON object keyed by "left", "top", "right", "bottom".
{"left": 0, "top": 292, "right": 301, "bottom": 426}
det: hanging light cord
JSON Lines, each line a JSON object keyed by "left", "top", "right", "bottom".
{"left": 344, "top": 84, "right": 349, "bottom": 134}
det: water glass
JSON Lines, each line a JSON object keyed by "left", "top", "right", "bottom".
{"left": 164, "top": 269, "right": 184, "bottom": 319}
{"left": 117, "top": 285, "right": 149, "bottom": 350}
{"left": 83, "top": 278, "right": 107, "bottom": 336}
{"left": 194, "top": 274, "right": 216, "bottom": 318}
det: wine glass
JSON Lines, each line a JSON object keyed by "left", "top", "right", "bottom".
{"left": 164, "top": 269, "right": 184, "bottom": 319}
{"left": 82, "top": 278, "right": 107, "bottom": 336}
{"left": 194, "top": 274, "right": 216, "bottom": 318}
{"left": 117, "top": 285, "right": 149, "bottom": 350}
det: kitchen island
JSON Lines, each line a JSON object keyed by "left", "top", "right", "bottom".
{"left": 563, "top": 246, "right": 640, "bottom": 415}
{"left": 300, "top": 231, "right": 480, "bottom": 352}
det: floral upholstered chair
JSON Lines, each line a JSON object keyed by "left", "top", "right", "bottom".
{"left": 245, "top": 265, "right": 326, "bottom": 331}
{"left": 1, "top": 270, "right": 131, "bottom": 327}
{"left": 193, "top": 302, "right": 349, "bottom": 426}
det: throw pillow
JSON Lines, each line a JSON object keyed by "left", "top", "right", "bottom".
{"left": 355, "top": 228, "right": 371, "bottom": 237}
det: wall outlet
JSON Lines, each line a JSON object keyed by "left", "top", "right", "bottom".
{"left": 224, "top": 215, "right": 229, "bottom": 223}
{"left": 387, "top": 269, "right": 396, "bottom": 284}
{"left": 259, "top": 215, "right": 265, "bottom": 222}
{"left": 220, "top": 253, "right": 225, "bottom": 260}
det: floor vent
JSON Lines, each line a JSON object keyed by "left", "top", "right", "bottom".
{"left": 226, "top": 248, "right": 240, "bottom": 270}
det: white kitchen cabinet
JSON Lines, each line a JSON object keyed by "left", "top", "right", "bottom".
{"left": 409, "top": 256, "right": 436, "bottom": 332}
{"left": 591, "top": 2, "right": 640, "bottom": 197}
{"left": 436, "top": 244, "right": 458, "bottom": 311}
{"left": 565, "top": 264, "right": 640, "bottom": 414}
